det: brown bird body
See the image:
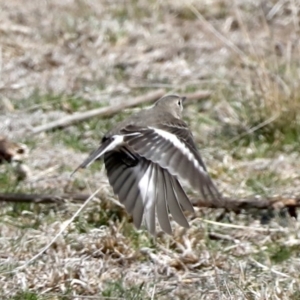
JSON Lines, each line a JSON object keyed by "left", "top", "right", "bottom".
{"left": 75, "top": 95, "right": 221, "bottom": 235}
{"left": 0, "top": 136, "right": 28, "bottom": 164}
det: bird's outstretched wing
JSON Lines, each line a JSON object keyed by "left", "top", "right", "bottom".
{"left": 71, "top": 136, "right": 125, "bottom": 176}
{"left": 104, "top": 149, "right": 194, "bottom": 235}
{"left": 121, "top": 124, "right": 221, "bottom": 203}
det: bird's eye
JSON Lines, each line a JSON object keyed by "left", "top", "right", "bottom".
{"left": 177, "top": 100, "right": 181, "bottom": 106}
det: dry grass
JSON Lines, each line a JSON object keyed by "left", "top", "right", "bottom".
{"left": 1, "top": 0, "right": 300, "bottom": 299}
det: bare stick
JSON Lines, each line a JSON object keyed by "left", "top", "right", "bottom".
{"left": 0, "top": 192, "right": 299, "bottom": 218}
{"left": 32, "top": 89, "right": 165, "bottom": 134}
{"left": 0, "top": 193, "right": 90, "bottom": 203}
{"left": 184, "top": 90, "right": 212, "bottom": 104}
{"left": 193, "top": 195, "right": 299, "bottom": 218}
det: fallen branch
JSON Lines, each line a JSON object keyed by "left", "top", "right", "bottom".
{"left": 193, "top": 195, "right": 298, "bottom": 218}
{"left": 193, "top": 195, "right": 299, "bottom": 209}
{"left": 0, "top": 193, "right": 91, "bottom": 204}
{"left": 32, "top": 89, "right": 166, "bottom": 134}
{"left": 184, "top": 90, "right": 212, "bottom": 103}
{"left": 0, "top": 193, "right": 298, "bottom": 217}
{"left": 31, "top": 89, "right": 213, "bottom": 134}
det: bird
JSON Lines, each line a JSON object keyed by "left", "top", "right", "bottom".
{"left": 73, "top": 95, "right": 221, "bottom": 235}
{"left": 0, "top": 136, "right": 28, "bottom": 164}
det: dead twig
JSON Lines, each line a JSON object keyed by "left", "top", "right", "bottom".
{"left": 184, "top": 90, "right": 212, "bottom": 103}
{"left": 0, "top": 193, "right": 90, "bottom": 204}
{"left": 0, "top": 193, "right": 299, "bottom": 218}
{"left": 193, "top": 196, "right": 299, "bottom": 218}
{"left": 31, "top": 89, "right": 212, "bottom": 134}
{"left": 32, "top": 89, "right": 166, "bottom": 134}
{"left": 208, "top": 232, "right": 239, "bottom": 243}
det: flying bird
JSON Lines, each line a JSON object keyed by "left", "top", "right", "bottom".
{"left": 74, "top": 95, "right": 221, "bottom": 234}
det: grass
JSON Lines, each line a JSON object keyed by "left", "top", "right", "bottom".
{"left": 0, "top": 168, "right": 16, "bottom": 192}
{"left": 1, "top": 0, "right": 300, "bottom": 299}
{"left": 245, "top": 170, "right": 282, "bottom": 195}
{"left": 101, "top": 280, "right": 150, "bottom": 299}
{"left": 9, "top": 291, "right": 41, "bottom": 300}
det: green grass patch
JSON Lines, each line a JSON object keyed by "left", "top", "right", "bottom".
{"left": 268, "top": 245, "right": 292, "bottom": 264}
{"left": 8, "top": 291, "right": 42, "bottom": 300}
{"left": 245, "top": 170, "right": 281, "bottom": 196}
{"left": 110, "top": 0, "right": 154, "bottom": 22}
{"left": 14, "top": 93, "right": 104, "bottom": 113}
{"left": 74, "top": 205, "right": 126, "bottom": 233}
{"left": 0, "top": 167, "right": 17, "bottom": 192}
{"left": 254, "top": 242, "right": 300, "bottom": 266}
{"left": 102, "top": 279, "right": 150, "bottom": 300}
{"left": 0, "top": 165, "right": 36, "bottom": 194}
{"left": 1, "top": 202, "right": 49, "bottom": 230}
{"left": 122, "top": 223, "right": 156, "bottom": 250}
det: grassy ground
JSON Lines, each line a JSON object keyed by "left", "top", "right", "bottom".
{"left": 1, "top": 0, "right": 300, "bottom": 299}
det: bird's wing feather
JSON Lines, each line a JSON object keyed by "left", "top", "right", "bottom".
{"left": 158, "top": 120, "right": 208, "bottom": 171}
{"left": 71, "top": 136, "right": 124, "bottom": 176}
{"left": 104, "top": 149, "right": 144, "bottom": 223}
{"left": 104, "top": 149, "right": 193, "bottom": 235}
{"left": 161, "top": 167, "right": 190, "bottom": 228}
{"left": 122, "top": 125, "right": 221, "bottom": 203}
{"left": 155, "top": 164, "right": 172, "bottom": 234}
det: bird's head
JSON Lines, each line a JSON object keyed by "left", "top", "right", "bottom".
{"left": 154, "top": 95, "right": 186, "bottom": 119}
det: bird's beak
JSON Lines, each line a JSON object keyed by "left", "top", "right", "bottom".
{"left": 181, "top": 96, "right": 187, "bottom": 103}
